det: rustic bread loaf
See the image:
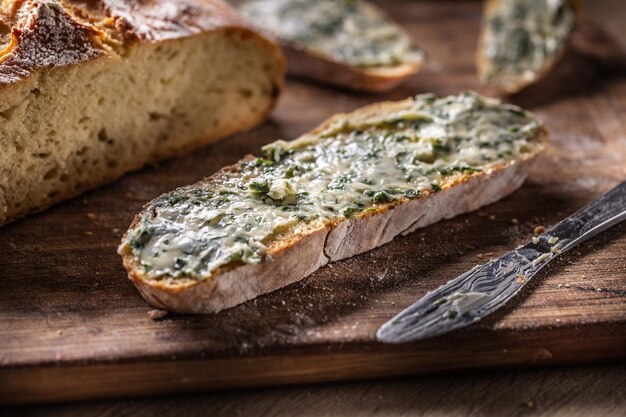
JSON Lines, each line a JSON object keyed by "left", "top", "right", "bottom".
{"left": 0, "top": 0, "right": 284, "bottom": 226}
{"left": 232, "top": 0, "right": 423, "bottom": 93}
{"left": 119, "top": 92, "right": 547, "bottom": 313}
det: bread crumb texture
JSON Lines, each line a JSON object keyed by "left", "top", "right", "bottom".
{"left": 0, "top": 0, "right": 284, "bottom": 225}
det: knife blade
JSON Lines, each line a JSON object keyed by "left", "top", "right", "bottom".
{"left": 377, "top": 180, "right": 626, "bottom": 343}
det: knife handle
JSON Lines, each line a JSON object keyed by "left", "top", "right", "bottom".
{"left": 544, "top": 180, "right": 626, "bottom": 253}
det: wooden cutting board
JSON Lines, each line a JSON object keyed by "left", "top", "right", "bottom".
{"left": 1, "top": 1, "right": 625, "bottom": 405}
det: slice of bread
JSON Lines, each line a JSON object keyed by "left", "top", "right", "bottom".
{"left": 0, "top": 0, "right": 284, "bottom": 226}
{"left": 119, "top": 92, "right": 546, "bottom": 313}
{"left": 477, "top": 0, "right": 577, "bottom": 94}
{"left": 232, "top": 0, "right": 423, "bottom": 93}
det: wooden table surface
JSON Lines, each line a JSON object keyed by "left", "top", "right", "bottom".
{"left": 2, "top": 0, "right": 625, "bottom": 416}
{"left": 1, "top": 362, "right": 624, "bottom": 417}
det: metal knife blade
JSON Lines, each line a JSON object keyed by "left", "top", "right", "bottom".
{"left": 377, "top": 180, "right": 626, "bottom": 343}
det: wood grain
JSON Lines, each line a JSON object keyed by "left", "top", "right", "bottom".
{"left": 1, "top": 0, "right": 625, "bottom": 405}
{"left": 4, "top": 362, "right": 626, "bottom": 417}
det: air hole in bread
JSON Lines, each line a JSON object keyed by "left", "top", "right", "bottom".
{"left": 31, "top": 88, "right": 42, "bottom": 97}
{"left": 43, "top": 165, "right": 59, "bottom": 180}
{"left": 239, "top": 88, "right": 253, "bottom": 98}
{"left": 0, "top": 104, "right": 18, "bottom": 120}
{"left": 270, "top": 84, "right": 280, "bottom": 98}
{"left": 149, "top": 112, "right": 167, "bottom": 121}
{"left": 97, "top": 128, "right": 108, "bottom": 143}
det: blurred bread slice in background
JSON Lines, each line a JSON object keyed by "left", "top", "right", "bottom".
{"left": 232, "top": 0, "right": 423, "bottom": 92}
{"left": 477, "top": 0, "right": 578, "bottom": 94}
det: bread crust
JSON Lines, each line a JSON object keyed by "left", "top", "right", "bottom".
{"left": 283, "top": 45, "right": 421, "bottom": 93}
{"left": 121, "top": 100, "right": 547, "bottom": 313}
{"left": 0, "top": 0, "right": 273, "bottom": 86}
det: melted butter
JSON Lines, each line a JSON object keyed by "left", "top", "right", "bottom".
{"left": 482, "top": 0, "right": 574, "bottom": 87}
{"left": 236, "top": 0, "right": 423, "bottom": 68}
{"left": 119, "top": 92, "right": 543, "bottom": 281}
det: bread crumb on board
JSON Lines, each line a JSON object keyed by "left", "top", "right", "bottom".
{"left": 148, "top": 309, "right": 168, "bottom": 320}
{"left": 534, "top": 225, "right": 546, "bottom": 235}
{"left": 87, "top": 212, "right": 97, "bottom": 220}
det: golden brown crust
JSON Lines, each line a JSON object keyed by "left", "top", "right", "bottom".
{"left": 97, "top": 0, "right": 247, "bottom": 42}
{"left": 283, "top": 45, "right": 421, "bottom": 93}
{"left": 0, "top": 1, "right": 105, "bottom": 84}
{"left": 0, "top": 0, "right": 263, "bottom": 86}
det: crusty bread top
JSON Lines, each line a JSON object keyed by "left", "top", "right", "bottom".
{"left": 0, "top": 0, "right": 258, "bottom": 85}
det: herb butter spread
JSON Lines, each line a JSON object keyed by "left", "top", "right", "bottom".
{"left": 119, "top": 92, "right": 543, "bottom": 282}
{"left": 235, "top": 0, "right": 423, "bottom": 68}
{"left": 481, "top": 0, "right": 574, "bottom": 89}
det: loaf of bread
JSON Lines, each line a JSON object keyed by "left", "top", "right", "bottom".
{"left": 232, "top": 0, "right": 423, "bottom": 92}
{"left": 0, "top": 0, "right": 284, "bottom": 226}
{"left": 119, "top": 92, "right": 546, "bottom": 313}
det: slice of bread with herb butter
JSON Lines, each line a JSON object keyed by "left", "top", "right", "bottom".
{"left": 477, "top": 0, "right": 577, "bottom": 94}
{"left": 119, "top": 92, "right": 546, "bottom": 313}
{"left": 231, "top": 0, "right": 423, "bottom": 93}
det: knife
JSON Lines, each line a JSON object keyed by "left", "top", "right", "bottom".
{"left": 377, "top": 180, "right": 626, "bottom": 343}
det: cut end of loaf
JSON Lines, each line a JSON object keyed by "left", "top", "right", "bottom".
{"left": 0, "top": 25, "right": 284, "bottom": 225}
